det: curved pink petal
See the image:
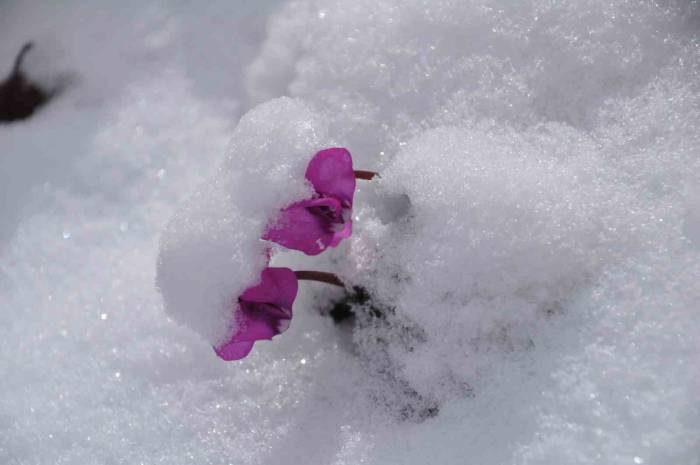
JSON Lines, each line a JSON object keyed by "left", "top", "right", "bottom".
{"left": 215, "top": 340, "right": 254, "bottom": 361}
{"left": 262, "top": 148, "right": 356, "bottom": 254}
{"left": 241, "top": 267, "right": 298, "bottom": 309}
{"left": 214, "top": 267, "right": 298, "bottom": 361}
{"left": 305, "top": 148, "right": 356, "bottom": 206}
{"left": 263, "top": 198, "right": 344, "bottom": 255}
{"left": 236, "top": 303, "right": 288, "bottom": 340}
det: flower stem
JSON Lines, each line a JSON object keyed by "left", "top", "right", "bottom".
{"left": 354, "top": 170, "right": 378, "bottom": 180}
{"left": 12, "top": 43, "right": 33, "bottom": 76}
{"left": 294, "top": 270, "right": 344, "bottom": 287}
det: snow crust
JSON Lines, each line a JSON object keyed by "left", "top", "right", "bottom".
{"left": 1, "top": 0, "right": 699, "bottom": 464}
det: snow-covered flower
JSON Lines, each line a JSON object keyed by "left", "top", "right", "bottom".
{"left": 215, "top": 267, "right": 298, "bottom": 361}
{"left": 263, "top": 148, "right": 356, "bottom": 255}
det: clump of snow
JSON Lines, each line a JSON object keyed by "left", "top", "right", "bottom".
{"left": 249, "top": 0, "right": 700, "bottom": 453}
{"left": 357, "top": 125, "right": 624, "bottom": 403}
{"left": 248, "top": 0, "right": 700, "bottom": 160}
{"left": 1, "top": 0, "right": 699, "bottom": 464}
{"left": 157, "top": 97, "right": 329, "bottom": 345}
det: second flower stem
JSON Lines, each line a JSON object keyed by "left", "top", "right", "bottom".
{"left": 354, "top": 170, "right": 378, "bottom": 180}
{"left": 295, "top": 270, "right": 344, "bottom": 287}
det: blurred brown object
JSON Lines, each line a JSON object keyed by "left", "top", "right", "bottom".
{"left": 0, "top": 42, "right": 52, "bottom": 122}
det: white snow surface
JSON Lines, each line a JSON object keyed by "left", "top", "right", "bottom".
{"left": 1, "top": 1, "right": 699, "bottom": 464}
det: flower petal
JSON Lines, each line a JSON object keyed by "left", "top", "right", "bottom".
{"left": 327, "top": 209, "right": 352, "bottom": 247}
{"left": 215, "top": 302, "right": 291, "bottom": 360}
{"left": 214, "top": 340, "right": 254, "bottom": 361}
{"left": 214, "top": 312, "right": 271, "bottom": 361}
{"left": 237, "top": 303, "right": 288, "bottom": 340}
{"left": 214, "top": 267, "right": 297, "bottom": 361}
{"left": 263, "top": 198, "right": 341, "bottom": 255}
{"left": 305, "top": 147, "right": 356, "bottom": 206}
{"left": 240, "top": 267, "right": 298, "bottom": 309}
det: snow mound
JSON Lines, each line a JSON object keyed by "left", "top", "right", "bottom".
{"left": 248, "top": 0, "right": 700, "bottom": 161}
{"left": 157, "top": 97, "right": 329, "bottom": 345}
{"left": 247, "top": 0, "right": 700, "bottom": 455}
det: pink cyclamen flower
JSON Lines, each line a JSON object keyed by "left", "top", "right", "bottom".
{"left": 263, "top": 147, "right": 356, "bottom": 255}
{"left": 215, "top": 267, "right": 298, "bottom": 361}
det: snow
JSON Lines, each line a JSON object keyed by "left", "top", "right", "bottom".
{"left": 1, "top": 0, "right": 699, "bottom": 464}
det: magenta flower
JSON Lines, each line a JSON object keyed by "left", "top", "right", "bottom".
{"left": 215, "top": 267, "right": 298, "bottom": 361}
{"left": 263, "top": 147, "right": 356, "bottom": 255}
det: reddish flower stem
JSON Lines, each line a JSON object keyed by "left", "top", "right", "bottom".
{"left": 294, "top": 270, "right": 344, "bottom": 287}
{"left": 354, "top": 170, "right": 378, "bottom": 180}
